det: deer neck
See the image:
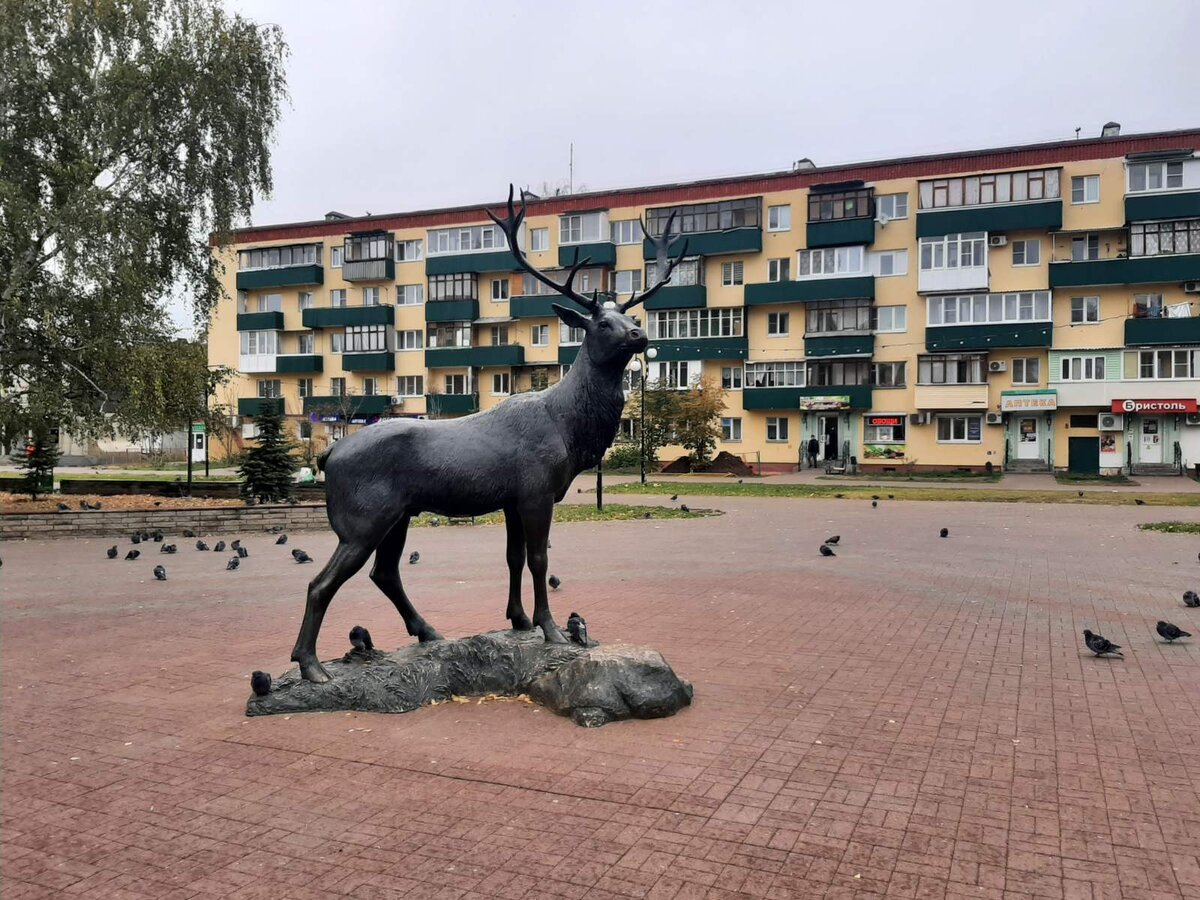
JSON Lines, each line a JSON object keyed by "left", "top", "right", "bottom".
{"left": 544, "top": 339, "right": 628, "bottom": 471}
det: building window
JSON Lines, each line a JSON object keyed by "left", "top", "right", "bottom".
{"left": 766, "top": 417, "right": 789, "bottom": 442}
{"left": 798, "top": 245, "right": 866, "bottom": 277}
{"left": 808, "top": 188, "right": 873, "bottom": 222}
{"left": 936, "top": 415, "right": 982, "bottom": 443}
{"left": 645, "top": 198, "right": 761, "bottom": 236}
{"left": 806, "top": 300, "right": 872, "bottom": 334}
{"left": 428, "top": 273, "right": 478, "bottom": 301}
{"left": 491, "top": 372, "right": 511, "bottom": 395}
{"left": 610, "top": 270, "right": 643, "bottom": 295}
{"left": 1012, "top": 357, "right": 1041, "bottom": 385}
{"left": 394, "top": 239, "right": 423, "bottom": 261}
{"left": 864, "top": 415, "right": 906, "bottom": 443}
{"left": 344, "top": 233, "right": 392, "bottom": 262}
{"left": 721, "top": 417, "right": 743, "bottom": 441}
{"left": 650, "top": 360, "right": 701, "bottom": 389}
{"left": 362, "top": 286, "right": 382, "bottom": 306}
{"left": 919, "top": 233, "right": 987, "bottom": 271}
{"left": 767, "top": 312, "right": 789, "bottom": 336}
{"left": 1070, "top": 296, "right": 1100, "bottom": 324}
{"left": 767, "top": 204, "right": 791, "bottom": 231}
{"left": 396, "top": 375, "right": 424, "bottom": 396}
{"left": 296, "top": 332, "right": 315, "bottom": 354}
{"left": 1060, "top": 355, "right": 1106, "bottom": 381}
{"left": 298, "top": 378, "right": 313, "bottom": 398}
{"left": 531, "top": 324, "right": 549, "bottom": 347}
{"left": 255, "top": 294, "right": 283, "bottom": 313}
{"left": 560, "top": 213, "right": 605, "bottom": 245}
{"left": 330, "top": 377, "right": 346, "bottom": 396}
{"left": 1011, "top": 240, "right": 1040, "bottom": 266}
{"left": 330, "top": 246, "right": 343, "bottom": 268}
{"left": 239, "top": 330, "right": 281, "bottom": 355}
{"left": 1133, "top": 293, "right": 1164, "bottom": 317}
{"left": 647, "top": 308, "right": 743, "bottom": 340}
{"left": 1071, "top": 175, "right": 1100, "bottom": 204}
{"left": 610, "top": 219, "right": 644, "bottom": 244}
{"left": 330, "top": 289, "right": 347, "bottom": 307}
{"left": 928, "top": 292, "right": 1050, "bottom": 325}
{"left": 721, "top": 366, "right": 743, "bottom": 390}
{"left": 746, "top": 361, "right": 805, "bottom": 387}
{"left": 874, "top": 249, "right": 908, "bottom": 276}
{"left": 361, "top": 378, "right": 379, "bottom": 397}
{"left": 529, "top": 228, "right": 549, "bottom": 252}
{"left": 917, "top": 353, "right": 986, "bottom": 384}
{"left": 807, "top": 360, "right": 870, "bottom": 386}
{"left": 721, "top": 261, "right": 744, "bottom": 286}
{"left": 1128, "top": 160, "right": 1184, "bottom": 193}
{"left": 767, "top": 258, "right": 790, "bottom": 282}
{"left": 426, "top": 323, "right": 471, "bottom": 348}
{"left": 491, "top": 278, "right": 510, "bottom": 301}
{"left": 444, "top": 374, "right": 468, "bottom": 395}
{"left": 397, "top": 284, "right": 424, "bottom": 305}
{"left": 869, "top": 361, "right": 906, "bottom": 387}
{"left": 298, "top": 291, "right": 314, "bottom": 310}
{"left": 490, "top": 326, "right": 509, "bottom": 346}
{"left": 873, "top": 305, "right": 907, "bottom": 333}
{"left": 1071, "top": 234, "right": 1099, "bottom": 261}
{"left": 426, "top": 225, "right": 507, "bottom": 254}
{"left": 330, "top": 333, "right": 344, "bottom": 353}
{"left": 1130, "top": 219, "right": 1200, "bottom": 257}
{"left": 918, "top": 168, "right": 1061, "bottom": 208}
{"left": 237, "top": 243, "right": 321, "bottom": 271}
{"left": 1137, "top": 349, "right": 1196, "bottom": 379}
{"left": 560, "top": 324, "right": 585, "bottom": 345}
{"left": 344, "top": 325, "right": 388, "bottom": 352}
{"left": 397, "top": 330, "right": 422, "bottom": 351}
{"left": 256, "top": 379, "right": 281, "bottom": 398}
{"left": 876, "top": 193, "right": 908, "bottom": 220}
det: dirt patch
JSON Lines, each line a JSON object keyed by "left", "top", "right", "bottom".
{"left": 658, "top": 452, "right": 755, "bottom": 477}
{"left": 0, "top": 492, "right": 320, "bottom": 515}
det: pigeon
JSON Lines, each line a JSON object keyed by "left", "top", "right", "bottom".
{"left": 939, "top": 528, "right": 949, "bottom": 538}
{"left": 231, "top": 540, "right": 241, "bottom": 550}
{"left": 275, "top": 534, "right": 288, "bottom": 545}
{"left": 887, "top": 494, "right": 894, "bottom": 500}
{"left": 409, "top": 551, "right": 419, "bottom": 565}
{"left": 567, "top": 611, "right": 588, "bottom": 646}
{"left": 226, "top": 556, "right": 239, "bottom": 571}
{"left": 293, "top": 550, "right": 313, "bottom": 563}
{"left": 548, "top": 575, "right": 561, "bottom": 591}
{"left": 152, "top": 531, "right": 163, "bottom": 542}
{"left": 825, "top": 535, "right": 840, "bottom": 545}
{"left": 78, "top": 500, "right": 88, "bottom": 510}
{"left": 182, "top": 529, "right": 195, "bottom": 538}
{"left": 153, "top": 565, "right": 167, "bottom": 581}
{"left": 680, "top": 504, "right": 690, "bottom": 513}
{"left": 270, "top": 526, "right": 283, "bottom": 533}
{"left": 236, "top": 546, "right": 248, "bottom": 558}
{"left": 213, "top": 541, "right": 226, "bottom": 552}
{"left": 250, "top": 671, "right": 272, "bottom": 697}
{"left": 131, "top": 532, "right": 142, "bottom": 544}
{"left": 1078, "top": 490, "right": 1084, "bottom": 497}
{"left": 195, "top": 540, "right": 208, "bottom": 551}
{"left": 140, "top": 531, "right": 150, "bottom": 542}
{"left": 1184, "top": 590, "right": 1200, "bottom": 608}
{"left": 125, "top": 549, "right": 140, "bottom": 560}
{"left": 1083, "top": 629, "right": 1122, "bottom": 657}
{"left": 244, "top": 496, "right": 257, "bottom": 507}
{"left": 431, "top": 518, "right": 441, "bottom": 527}
{"left": 871, "top": 495, "right": 880, "bottom": 501}
{"left": 86, "top": 500, "right": 102, "bottom": 510}
{"left": 349, "top": 625, "right": 374, "bottom": 653}
{"left": 871, "top": 500, "right": 878, "bottom": 508}
{"left": 1157, "top": 621, "right": 1191, "bottom": 642}
{"left": 56, "top": 502, "right": 70, "bottom": 511}
{"left": 153, "top": 501, "right": 161, "bottom": 507}
{"left": 106, "top": 545, "right": 118, "bottom": 559}
{"left": 1134, "top": 498, "right": 1146, "bottom": 506}
{"left": 835, "top": 493, "right": 844, "bottom": 499}
{"left": 160, "top": 544, "right": 177, "bottom": 554}
{"left": 670, "top": 494, "right": 678, "bottom": 501}
{"left": 819, "top": 544, "right": 835, "bottom": 557}
{"left": 737, "top": 479, "right": 744, "bottom": 484}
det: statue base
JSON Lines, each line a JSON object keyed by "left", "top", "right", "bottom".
{"left": 247, "top": 629, "right": 692, "bottom": 728}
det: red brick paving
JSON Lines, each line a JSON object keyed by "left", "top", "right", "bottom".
{"left": 3, "top": 492, "right": 1200, "bottom": 899}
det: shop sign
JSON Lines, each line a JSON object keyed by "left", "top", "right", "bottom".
{"left": 798, "top": 395, "right": 850, "bottom": 410}
{"left": 865, "top": 415, "right": 904, "bottom": 427}
{"left": 1112, "top": 398, "right": 1197, "bottom": 414}
{"left": 1000, "top": 391, "right": 1057, "bottom": 411}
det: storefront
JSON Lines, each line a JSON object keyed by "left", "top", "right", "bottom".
{"left": 799, "top": 396, "right": 858, "bottom": 462}
{"left": 1114, "top": 398, "right": 1196, "bottom": 472}
{"left": 861, "top": 413, "right": 907, "bottom": 466}
{"left": 1000, "top": 390, "right": 1057, "bottom": 470}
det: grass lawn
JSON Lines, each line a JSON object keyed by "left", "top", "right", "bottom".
{"left": 1055, "top": 473, "right": 1137, "bottom": 485}
{"left": 607, "top": 480, "right": 1200, "bottom": 507}
{"left": 817, "top": 471, "right": 1003, "bottom": 483}
{"left": 411, "top": 504, "right": 719, "bottom": 527}
{"left": 1139, "top": 521, "right": 1200, "bottom": 534}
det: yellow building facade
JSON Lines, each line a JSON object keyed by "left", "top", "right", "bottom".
{"left": 210, "top": 126, "right": 1200, "bottom": 475}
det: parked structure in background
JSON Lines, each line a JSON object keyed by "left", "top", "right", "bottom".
{"left": 210, "top": 125, "right": 1200, "bottom": 476}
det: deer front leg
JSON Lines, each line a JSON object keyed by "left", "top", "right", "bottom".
{"left": 291, "top": 540, "right": 373, "bottom": 682}
{"left": 521, "top": 501, "right": 566, "bottom": 643}
{"left": 503, "top": 509, "right": 533, "bottom": 631}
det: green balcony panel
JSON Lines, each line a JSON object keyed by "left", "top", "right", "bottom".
{"left": 744, "top": 276, "right": 875, "bottom": 305}
{"left": 341, "top": 352, "right": 396, "bottom": 372}
{"left": 915, "top": 199, "right": 1062, "bottom": 238}
{"left": 425, "top": 345, "right": 525, "bottom": 368}
{"left": 275, "top": 354, "right": 323, "bottom": 373}
{"left": 236, "top": 311, "right": 284, "bottom": 331}
{"left": 425, "top": 251, "right": 522, "bottom": 276}
{"left": 425, "top": 299, "right": 479, "bottom": 322}
{"left": 1125, "top": 192, "right": 1200, "bottom": 222}
{"left": 558, "top": 242, "right": 616, "bottom": 268}
{"left": 1049, "top": 254, "right": 1200, "bottom": 287}
{"left": 302, "top": 306, "right": 394, "bottom": 328}
{"left": 806, "top": 217, "right": 876, "bottom": 248}
{"left": 1125, "top": 315, "right": 1200, "bottom": 346}
{"left": 511, "top": 295, "right": 588, "bottom": 318}
{"left": 237, "top": 397, "right": 284, "bottom": 416}
{"left": 804, "top": 333, "right": 876, "bottom": 358}
{"left": 924, "top": 322, "right": 1052, "bottom": 352}
{"left": 649, "top": 337, "right": 748, "bottom": 362}
{"left": 341, "top": 258, "right": 395, "bottom": 282}
{"left": 641, "top": 227, "right": 762, "bottom": 260}
{"left": 426, "top": 393, "right": 479, "bottom": 416}
{"left": 643, "top": 284, "right": 707, "bottom": 310}
{"left": 236, "top": 264, "right": 323, "bottom": 292}
{"left": 558, "top": 345, "right": 580, "bottom": 365}
{"left": 742, "top": 385, "right": 872, "bottom": 410}
{"left": 303, "top": 394, "right": 392, "bottom": 416}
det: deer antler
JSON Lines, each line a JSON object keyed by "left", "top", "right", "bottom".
{"left": 487, "top": 185, "right": 599, "bottom": 313}
{"left": 620, "top": 211, "right": 688, "bottom": 312}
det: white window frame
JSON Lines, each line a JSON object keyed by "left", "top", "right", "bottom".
{"left": 767, "top": 258, "right": 790, "bottom": 282}
{"left": 529, "top": 228, "right": 549, "bottom": 252}
{"left": 918, "top": 233, "right": 987, "bottom": 271}
{"left": 298, "top": 291, "right": 314, "bottom": 310}
{"left": 936, "top": 415, "right": 982, "bottom": 444}
{"left": 394, "top": 239, "right": 423, "bottom": 262}
{"left": 927, "top": 292, "right": 1051, "bottom": 326}
{"left": 1137, "top": 349, "right": 1196, "bottom": 380}
{"left": 876, "top": 193, "right": 909, "bottom": 220}
{"left": 361, "top": 377, "right": 379, "bottom": 397}
{"left": 767, "top": 312, "right": 790, "bottom": 336}
{"left": 874, "top": 249, "right": 908, "bottom": 277}
{"left": 1127, "top": 160, "right": 1185, "bottom": 193}
{"left": 396, "top": 375, "right": 424, "bottom": 397}
{"left": 531, "top": 324, "right": 549, "bottom": 347}
{"left": 1011, "top": 357, "right": 1041, "bottom": 385}
{"left": 869, "top": 361, "right": 906, "bottom": 387}
{"left": 397, "top": 330, "right": 423, "bottom": 351}
{"left": 1060, "top": 355, "right": 1106, "bottom": 381}
{"left": 296, "top": 332, "right": 315, "bottom": 355}
{"left": 331, "top": 246, "right": 343, "bottom": 268}
{"left": 767, "top": 205, "right": 791, "bottom": 232}
{"left": 491, "top": 372, "right": 511, "bottom": 395}
{"left": 766, "top": 417, "right": 789, "bottom": 442}
{"left": 610, "top": 219, "right": 644, "bottom": 245}
{"left": 491, "top": 278, "right": 509, "bottom": 301}
{"left": 721, "top": 365, "right": 743, "bottom": 390}
{"left": 611, "top": 270, "right": 643, "bottom": 295}
{"left": 797, "top": 245, "right": 866, "bottom": 279}
{"left": 863, "top": 414, "right": 906, "bottom": 443}
{"left": 721, "top": 261, "right": 744, "bottom": 286}
{"left": 746, "top": 361, "right": 805, "bottom": 388}
{"left": 647, "top": 308, "right": 743, "bottom": 340}
{"left": 1070, "top": 296, "right": 1100, "bottom": 324}
{"left": 396, "top": 284, "right": 424, "bottom": 306}
{"left": 240, "top": 330, "right": 282, "bottom": 355}
{"left": 362, "top": 286, "right": 382, "bottom": 306}
{"left": 1011, "top": 240, "right": 1041, "bottom": 266}
{"left": 330, "top": 289, "right": 347, "bottom": 308}
{"left": 1071, "top": 175, "right": 1100, "bottom": 205}
{"left": 873, "top": 306, "right": 907, "bottom": 333}
{"left": 329, "top": 333, "right": 344, "bottom": 354}
{"left": 720, "top": 417, "right": 743, "bottom": 442}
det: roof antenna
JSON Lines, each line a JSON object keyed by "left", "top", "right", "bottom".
{"left": 1074, "top": 127, "right": 1081, "bottom": 140}
{"left": 569, "top": 142, "right": 574, "bottom": 195}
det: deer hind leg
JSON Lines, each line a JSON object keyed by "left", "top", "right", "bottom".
{"left": 504, "top": 508, "right": 533, "bottom": 631}
{"left": 291, "top": 539, "right": 373, "bottom": 683}
{"left": 521, "top": 501, "right": 566, "bottom": 643}
{"left": 370, "top": 515, "right": 443, "bottom": 644}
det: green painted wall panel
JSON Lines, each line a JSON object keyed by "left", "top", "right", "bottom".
{"left": 915, "top": 199, "right": 1062, "bottom": 238}
{"left": 1125, "top": 191, "right": 1200, "bottom": 222}
{"left": 643, "top": 284, "right": 707, "bottom": 310}
{"left": 804, "top": 333, "right": 875, "bottom": 358}
{"left": 1125, "top": 315, "right": 1200, "bottom": 346}
{"left": 641, "top": 227, "right": 762, "bottom": 259}
{"left": 424, "top": 299, "right": 479, "bottom": 322}
{"left": 806, "top": 217, "right": 875, "bottom": 248}
{"left": 426, "top": 393, "right": 479, "bottom": 416}
{"left": 924, "top": 323, "right": 1052, "bottom": 352}
{"left": 425, "top": 251, "right": 522, "bottom": 275}
{"left": 236, "top": 264, "right": 323, "bottom": 291}
{"left": 275, "top": 355, "right": 323, "bottom": 373}
{"left": 558, "top": 242, "right": 616, "bottom": 267}
{"left": 1049, "top": 253, "right": 1200, "bottom": 287}
{"left": 302, "top": 306, "right": 394, "bottom": 328}
{"left": 341, "top": 352, "right": 396, "bottom": 372}
{"left": 649, "top": 337, "right": 748, "bottom": 361}
{"left": 236, "top": 311, "right": 284, "bottom": 331}
{"left": 237, "top": 397, "right": 285, "bottom": 416}
{"left": 744, "top": 276, "right": 874, "bottom": 305}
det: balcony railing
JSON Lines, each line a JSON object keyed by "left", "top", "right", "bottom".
{"left": 276, "top": 354, "right": 323, "bottom": 373}
{"left": 643, "top": 284, "right": 708, "bottom": 310}
{"left": 558, "top": 241, "right": 616, "bottom": 268}
{"left": 648, "top": 336, "right": 748, "bottom": 362}
{"left": 425, "top": 345, "right": 526, "bottom": 368}
{"left": 804, "top": 333, "right": 875, "bottom": 358}
{"left": 342, "top": 258, "right": 395, "bottom": 282}
{"left": 426, "top": 393, "right": 479, "bottom": 416}
{"left": 341, "top": 352, "right": 396, "bottom": 372}
{"left": 1125, "top": 303, "right": 1200, "bottom": 346}
{"left": 237, "top": 397, "right": 285, "bottom": 417}
{"left": 236, "top": 264, "right": 323, "bottom": 292}
{"left": 425, "top": 299, "right": 480, "bottom": 322}
{"left": 745, "top": 276, "right": 874, "bottom": 305}
{"left": 641, "top": 227, "right": 762, "bottom": 260}
{"left": 302, "top": 305, "right": 394, "bottom": 328}
{"left": 924, "top": 322, "right": 1052, "bottom": 352}
{"left": 1049, "top": 253, "right": 1200, "bottom": 287}
{"left": 915, "top": 199, "right": 1062, "bottom": 238}
{"left": 741, "top": 385, "right": 873, "bottom": 410}
{"left": 236, "top": 311, "right": 284, "bottom": 331}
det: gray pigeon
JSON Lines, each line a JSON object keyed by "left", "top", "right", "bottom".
{"left": 275, "top": 534, "right": 287, "bottom": 545}
{"left": 825, "top": 535, "right": 840, "bottom": 545}
{"left": 871, "top": 500, "right": 877, "bottom": 508}
{"left": 548, "top": 574, "right": 561, "bottom": 591}
{"left": 213, "top": 541, "right": 226, "bottom": 552}
{"left": 567, "top": 611, "right": 588, "bottom": 646}
{"left": 106, "top": 545, "right": 118, "bottom": 559}
{"left": 1184, "top": 590, "right": 1200, "bottom": 608}
{"left": 1157, "top": 621, "right": 1191, "bottom": 642}
{"left": 349, "top": 625, "right": 374, "bottom": 653}
{"left": 250, "top": 671, "right": 271, "bottom": 696}
{"left": 939, "top": 528, "right": 949, "bottom": 538}
{"left": 409, "top": 551, "right": 419, "bottom": 565}
{"left": 131, "top": 532, "right": 141, "bottom": 544}
{"left": 125, "top": 549, "right": 140, "bottom": 560}
{"left": 231, "top": 540, "right": 241, "bottom": 550}
{"left": 153, "top": 565, "right": 167, "bottom": 581}
{"left": 195, "top": 540, "right": 208, "bottom": 551}
{"left": 1083, "top": 629, "right": 1122, "bottom": 657}
{"left": 819, "top": 544, "right": 835, "bottom": 557}
{"left": 236, "top": 546, "right": 248, "bottom": 558}
{"left": 293, "top": 550, "right": 313, "bottom": 563}
{"left": 160, "top": 544, "right": 177, "bottom": 554}
{"left": 226, "top": 556, "right": 239, "bottom": 571}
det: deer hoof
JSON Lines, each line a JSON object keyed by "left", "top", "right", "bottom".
{"left": 298, "top": 659, "right": 332, "bottom": 683}
{"left": 510, "top": 614, "right": 534, "bottom": 631}
{"left": 540, "top": 623, "right": 568, "bottom": 644}
{"left": 416, "top": 626, "right": 443, "bottom": 643}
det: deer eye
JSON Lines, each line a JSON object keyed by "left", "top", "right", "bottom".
{"left": 599, "top": 320, "right": 612, "bottom": 329}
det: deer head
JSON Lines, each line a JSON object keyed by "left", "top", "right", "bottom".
{"left": 488, "top": 186, "right": 687, "bottom": 372}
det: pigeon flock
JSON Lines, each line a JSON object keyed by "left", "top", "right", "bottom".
{"left": 103, "top": 530, "right": 317, "bottom": 590}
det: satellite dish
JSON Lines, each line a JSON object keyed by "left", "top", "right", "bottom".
{"left": 876, "top": 213, "right": 890, "bottom": 227}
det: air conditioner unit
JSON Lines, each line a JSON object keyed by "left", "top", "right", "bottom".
{"left": 1185, "top": 412, "right": 1200, "bottom": 426}
{"left": 390, "top": 395, "right": 404, "bottom": 406}
{"left": 227, "top": 415, "right": 240, "bottom": 428}
{"left": 1099, "top": 413, "right": 1124, "bottom": 431}
{"left": 988, "top": 235, "right": 1008, "bottom": 247}
{"left": 1184, "top": 281, "right": 1200, "bottom": 294}
{"left": 909, "top": 411, "right": 932, "bottom": 426}
{"left": 985, "top": 412, "right": 1004, "bottom": 425}
{"left": 987, "top": 360, "right": 1008, "bottom": 373}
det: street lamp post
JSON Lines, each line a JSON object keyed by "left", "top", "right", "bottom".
{"left": 628, "top": 346, "right": 658, "bottom": 485}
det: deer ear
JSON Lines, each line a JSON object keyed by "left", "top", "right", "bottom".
{"left": 552, "top": 303, "right": 591, "bottom": 331}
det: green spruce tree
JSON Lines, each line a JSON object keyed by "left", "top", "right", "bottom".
{"left": 10, "top": 427, "right": 60, "bottom": 500}
{"left": 238, "top": 407, "right": 297, "bottom": 503}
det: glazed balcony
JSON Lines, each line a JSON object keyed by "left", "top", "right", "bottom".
{"left": 342, "top": 232, "right": 395, "bottom": 282}
{"left": 302, "top": 305, "right": 394, "bottom": 328}
{"left": 915, "top": 199, "right": 1062, "bottom": 238}
{"left": 648, "top": 336, "right": 748, "bottom": 362}
{"left": 425, "top": 345, "right": 525, "bottom": 368}
{"left": 426, "top": 393, "right": 479, "bottom": 416}
{"left": 275, "top": 354, "right": 323, "bottom": 374}
{"left": 236, "top": 264, "right": 323, "bottom": 292}
{"left": 1124, "top": 308, "right": 1200, "bottom": 346}
{"left": 741, "top": 385, "right": 873, "bottom": 410}
{"left": 1125, "top": 191, "right": 1200, "bottom": 222}
{"left": 744, "top": 276, "right": 874, "bottom": 305}
{"left": 425, "top": 299, "right": 479, "bottom": 322}
{"left": 341, "top": 352, "right": 396, "bottom": 372}
{"left": 426, "top": 251, "right": 521, "bottom": 276}
{"left": 342, "top": 258, "right": 395, "bottom": 282}
{"left": 237, "top": 397, "right": 285, "bottom": 417}
{"left": 924, "top": 323, "right": 1053, "bottom": 352}
{"left": 236, "top": 311, "right": 284, "bottom": 331}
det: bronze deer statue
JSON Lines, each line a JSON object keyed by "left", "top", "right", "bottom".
{"left": 290, "top": 186, "right": 686, "bottom": 682}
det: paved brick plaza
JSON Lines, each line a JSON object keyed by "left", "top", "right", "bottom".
{"left": 3, "top": 492, "right": 1200, "bottom": 899}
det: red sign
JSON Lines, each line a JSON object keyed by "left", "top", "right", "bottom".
{"left": 866, "top": 416, "right": 903, "bottom": 427}
{"left": 1112, "top": 399, "right": 1198, "bottom": 414}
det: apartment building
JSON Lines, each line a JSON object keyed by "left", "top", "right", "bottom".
{"left": 210, "top": 124, "right": 1200, "bottom": 475}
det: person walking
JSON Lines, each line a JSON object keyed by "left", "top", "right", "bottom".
{"left": 806, "top": 435, "right": 819, "bottom": 469}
